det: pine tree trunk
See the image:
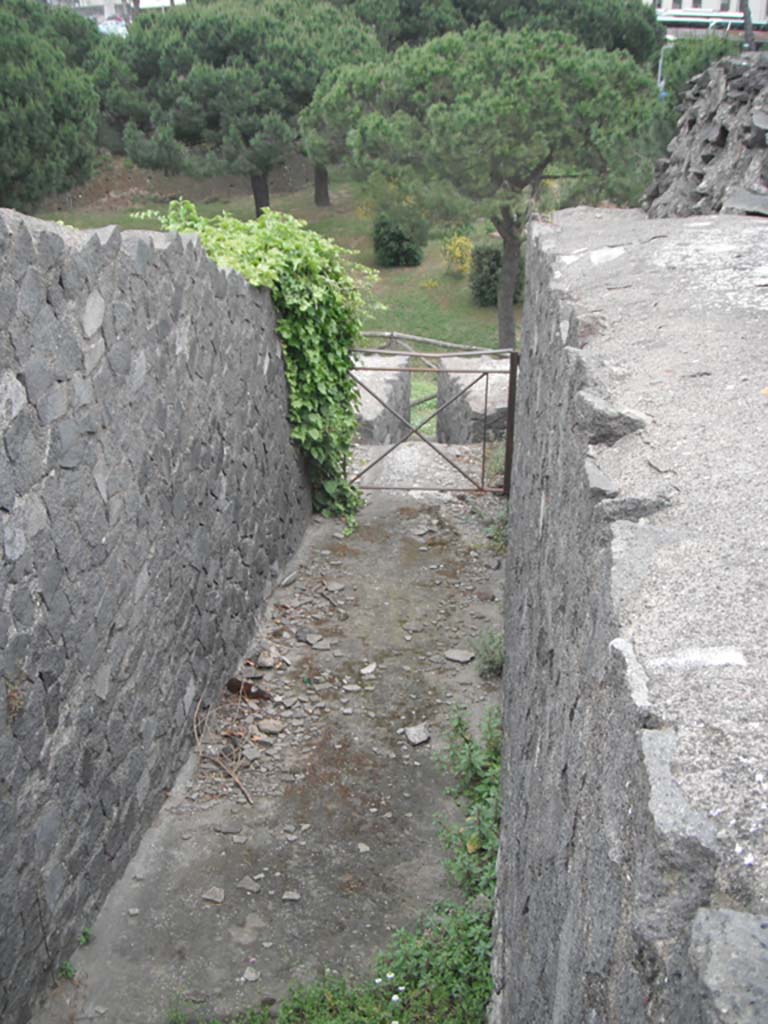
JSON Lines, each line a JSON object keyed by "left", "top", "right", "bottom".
{"left": 314, "top": 164, "right": 331, "bottom": 207}
{"left": 250, "top": 172, "right": 270, "bottom": 217}
{"left": 495, "top": 208, "right": 521, "bottom": 351}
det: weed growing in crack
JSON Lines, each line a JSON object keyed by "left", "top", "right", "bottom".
{"left": 473, "top": 628, "right": 505, "bottom": 680}
{"left": 58, "top": 961, "right": 76, "bottom": 982}
{"left": 486, "top": 442, "right": 507, "bottom": 485}
{"left": 485, "top": 508, "right": 508, "bottom": 555}
{"left": 439, "top": 710, "right": 503, "bottom": 899}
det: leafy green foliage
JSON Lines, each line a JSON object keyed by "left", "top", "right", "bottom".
{"left": 58, "top": 961, "right": 76, "bottom": 981}
{"left": 303, "top": 26, "right": 657, "bottom": 345}
{"left": 373, "top": 212, "right": 425, "bottom": 267}
{"left": 0, "top": 0, "right": 98, "bottom": 210}
{"left": 153, "top": 200, "right": 368, "bottom": 519}
{"left": 440, "top": 710, "right": 502, "bottom": 898}
{"left": 463, "top": 0, "right": 663, "bottom": 64}
{"left": 274, "top": 902, "right": 492, "bottom": 1023}
{"left": 331, "top": 0, "right": 464, "bottom": 50}
{"left": 469, "top": 244, "right": 501, "bottom": 307}
{"left": 86, "top": 36, "right": 148, "bottom": 153}
{"left": 120, "top": 2, "right": 381, "bottom": 211}
{"left": 45, "top": 5, "right": 101, "bottom": 66}
{"left": 121, "top": 6, "right": 305, "bottom": 208}
{"left": 334, "top": 0, "right": 662, "bottom": 58}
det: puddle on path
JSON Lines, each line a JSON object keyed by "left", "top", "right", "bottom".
{"left": 32, "top": 491, "right": 505, "bottom": 1024}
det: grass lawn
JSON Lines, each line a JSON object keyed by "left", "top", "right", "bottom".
{"left": 41, "top": 170, "right": 504, "bottom": 351}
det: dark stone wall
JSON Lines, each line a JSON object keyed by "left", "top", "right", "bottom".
{"left": 489, "top": 230, "right": 652, "bottom": 1023}
{"left": 0, "top": 210, "right": 312, "bottom": 1023}
{"left": 488, "top": 218, "right": 727, "bottom": 1024}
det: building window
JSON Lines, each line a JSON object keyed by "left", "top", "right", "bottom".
{"left": 720, "top": 0, "right": 730, "bottom": 9}
{"left": 672, "top": 0, "right": 682, "bottom": 8}
{"left": 692, "top": 0, "right": 702, "bottom": 7}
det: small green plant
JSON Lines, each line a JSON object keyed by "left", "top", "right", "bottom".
{"left": 486, "top": 506, "right": 507, "bottom": 554}
{"left": 147, "top": 200, "right": 373, "bottom": 522}
{"left": 275, "top": 903, "right": 492, "bottom": 1024}
{"left": 440, "top": 710, "right": 502, "bottom": 899}
{"left": 473, "top": 629, "right": 505, "bottom": 680}
{"left": 372, "top": 211, "right": 425, "bottom": 267}
{"left": 78, "top": 928, "right": 92, "bottom": 946}
{"left": 58, "top": 961, "right": 76, "bottom": 981}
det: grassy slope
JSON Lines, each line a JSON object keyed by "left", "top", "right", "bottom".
{"left": 41, "top": 173, "right": 500, "bottom": 350}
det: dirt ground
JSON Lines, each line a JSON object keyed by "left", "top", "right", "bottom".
{"left": 31, "top": 471, "right": 506, "bottom": 1024}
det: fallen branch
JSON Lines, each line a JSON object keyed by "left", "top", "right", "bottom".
{"left": 193, "top": 694, "right": 254, "bottom": 805}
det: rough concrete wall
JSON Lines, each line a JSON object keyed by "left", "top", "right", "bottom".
{"left": 436, "top": 358, "right": 510, "bottom": 444}
{"left": 0, "top": 210, "right": 312, "bottom": 1024}
{"left": 353, "top": 353, "right": 411, "bottom": 444}
{"left": 646, "top": 52, "right": 768, "bottom": 217}
{"left": 490, "top": 209, "right": 767, "bottom": 1024}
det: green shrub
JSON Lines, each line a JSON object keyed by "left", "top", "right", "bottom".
{"left": 469, "top": 244, "right": 501, "bottom": 306}
{"left": 372, "top": 211, "right": 425, "bottom": 267}
{"left": 470, "top": 244, "right": 525, "bottom": 307}
{"left": 0, "top": 0, "right": 99, "bottom": 210}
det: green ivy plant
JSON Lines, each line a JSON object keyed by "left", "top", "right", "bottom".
{"left": 149, "top": 200, "right": 372, "bottom": 521}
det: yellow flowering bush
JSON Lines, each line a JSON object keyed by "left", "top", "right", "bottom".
{"left": 440, "top": 234, "right": 473, "bottom": 277}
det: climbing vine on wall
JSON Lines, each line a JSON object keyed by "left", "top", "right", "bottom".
{"left": 155, "top": 200, "right": 372, "bottom": 519}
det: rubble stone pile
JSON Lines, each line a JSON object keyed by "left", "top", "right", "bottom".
{"left": 646, "top": 52, "right": 768, "bottom": 218}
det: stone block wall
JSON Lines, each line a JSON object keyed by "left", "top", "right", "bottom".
{"left": 490, "top": 210, "right": 767, "bottom": 1023}
{"left": 0, "top": 210, "right": 312, "bottom": 1024}
{"left": 436, "top": 357, "right": 511, "bottom": 444}
{"left": 353, "top": 353, "right": 412, "bottom": 444}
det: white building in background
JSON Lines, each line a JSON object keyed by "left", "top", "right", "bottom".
{"left": 647, "top": 0, "right": 768, "bottom": 26}
{"left": 45, "top": 0, "right": 186, "bottom": 27}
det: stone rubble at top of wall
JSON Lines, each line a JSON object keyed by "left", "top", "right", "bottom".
{"left": 0, "top": 209, "right": 311, "bottom": 1024}
{"left": 491, "top": 207, "right": 767, "bottom": 1024}
{"left": 646, "top": 52, "right": 768, "bottom": 217}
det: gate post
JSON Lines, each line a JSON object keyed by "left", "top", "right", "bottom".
{"left": 503, "top": 351, "right": 519, "bottom": 497}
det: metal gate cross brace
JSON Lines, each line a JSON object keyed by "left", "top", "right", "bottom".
{"left": 349, "top": 369, "right": 490, "bottom": 490}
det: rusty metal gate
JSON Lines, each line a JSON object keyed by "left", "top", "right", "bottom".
{"left": 348, "top": 331, "right": 518, "bottom": 496}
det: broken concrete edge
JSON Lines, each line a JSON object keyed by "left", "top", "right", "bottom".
{"left": 689, "top": 908, "right": 768, "bottom": 1022}
{"left": 567, "top": 221, "right": 767, "bottom": 1018}
{"left": 489, "top": 216, "right": 764, "bottom": 1023}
